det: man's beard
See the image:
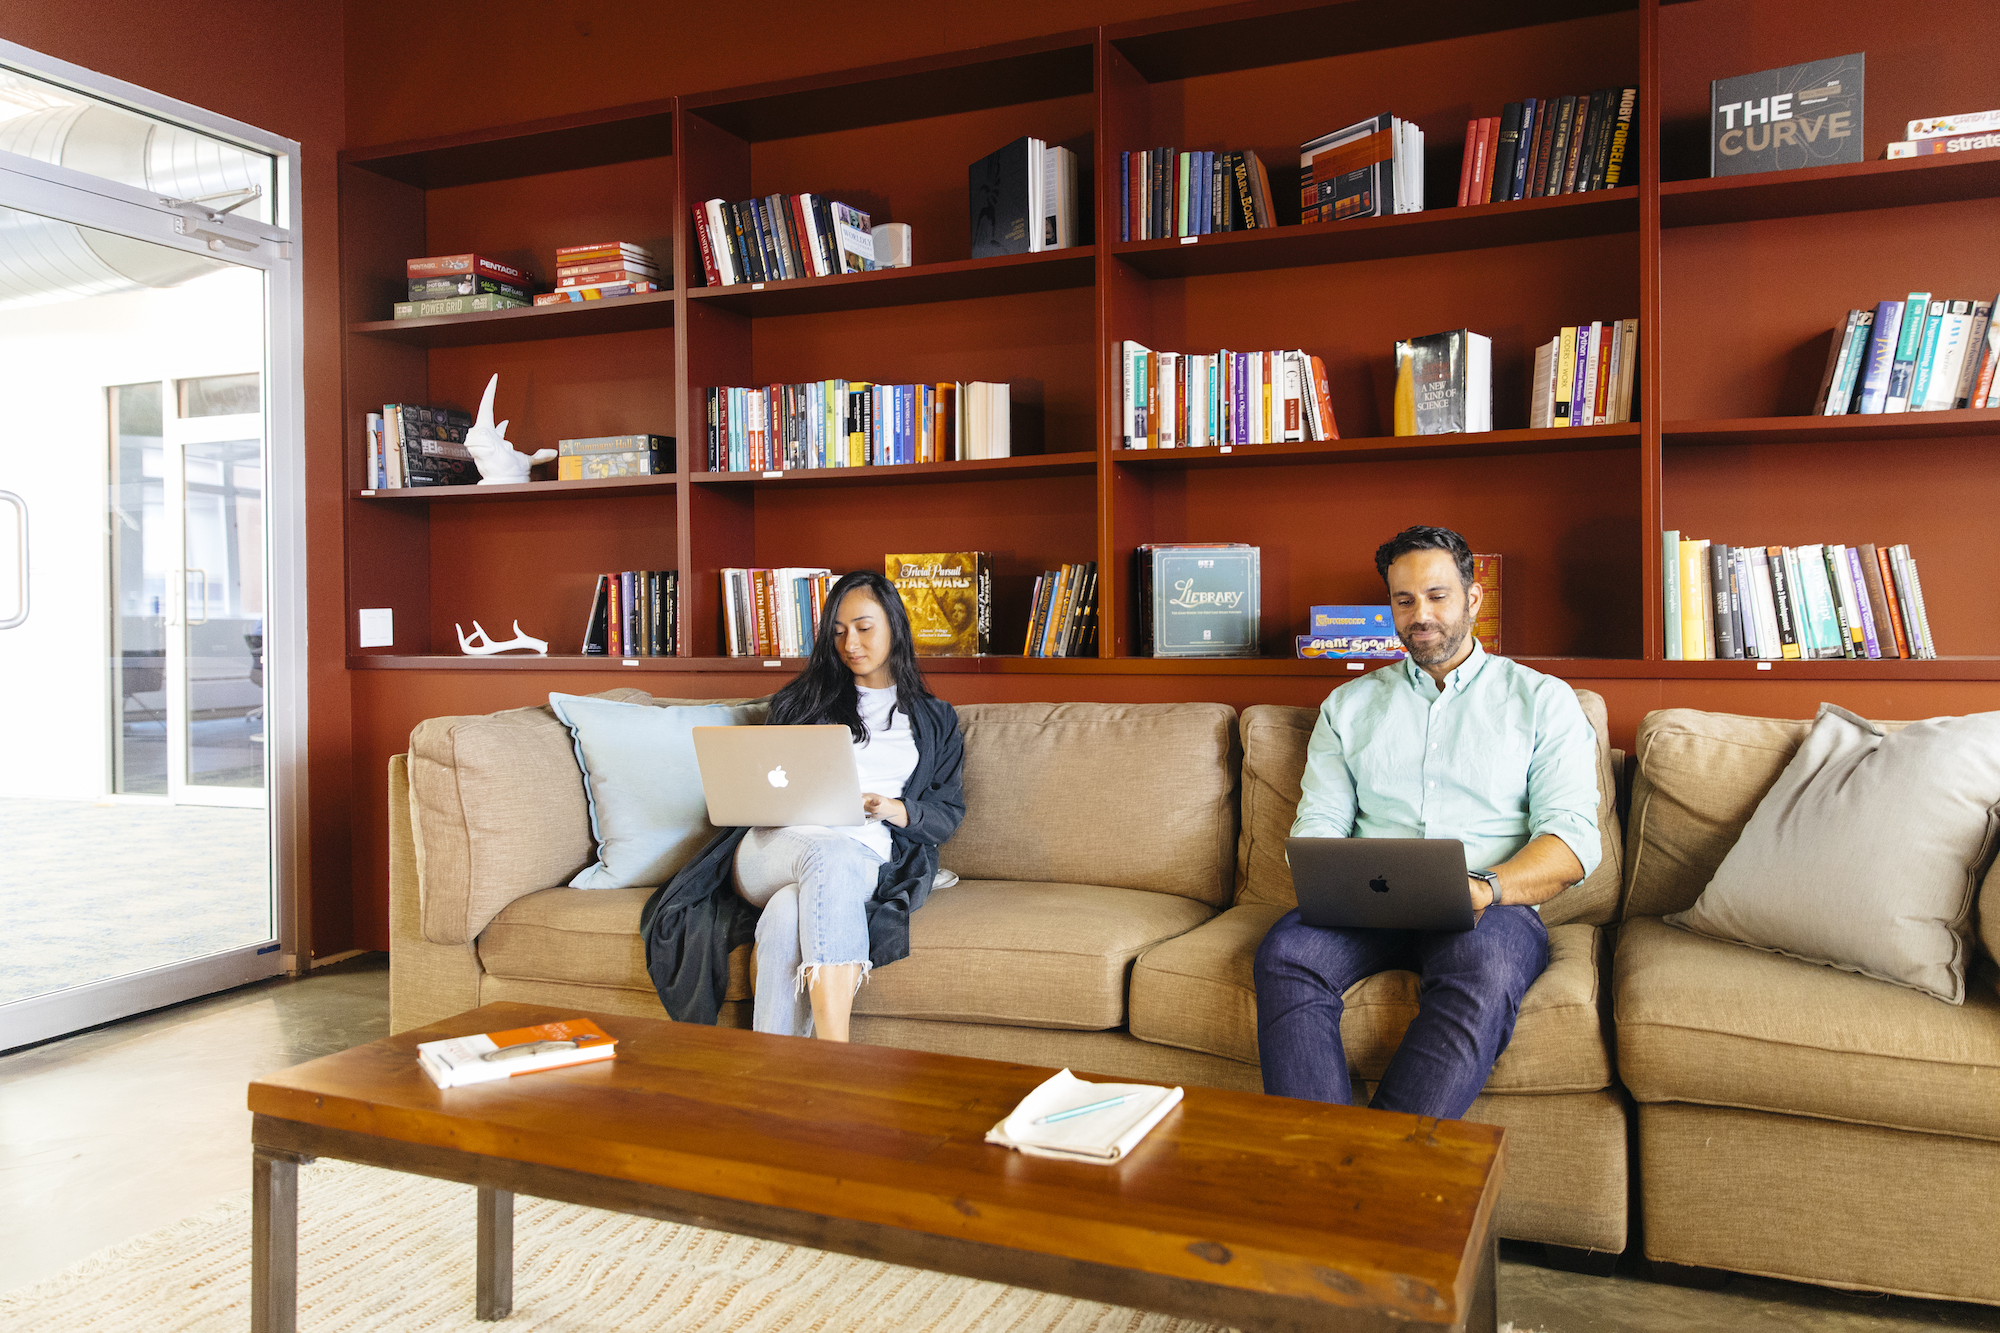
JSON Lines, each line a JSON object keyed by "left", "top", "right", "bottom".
{"left": 1400, "top": 605, "right": 1473, "bottom": 667}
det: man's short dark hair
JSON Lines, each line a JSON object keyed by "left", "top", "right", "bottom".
{"left": 1375, "top": 525, "right": 1474, "bottom": 587}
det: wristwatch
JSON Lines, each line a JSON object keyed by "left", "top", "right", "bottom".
{"left": 1468, "top": 868, "right": 1501, "bottom": 905}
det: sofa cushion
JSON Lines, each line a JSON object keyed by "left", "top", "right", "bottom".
{"left": 939, "top": 703, "right": 1239, "bottom": 906}
{"left": 1234, "top": 688, "right": 1622, "bottom": 927}
{"left": 1128, "top": 908, "right": 1613, "bottom": 1094}
{"left": 1615, "top": 916, "right": 2000, "bottom": 1142}
{"left": 408, "top": 690, "right": 757, "bottom": 945}
{"left": 478, "top": 885, "right": 750, "bottom": 1003}
{"left": 550, "top": 692, "right": 768, "bottom": 890}
{"left": 1622, "top": 708, "right": 1915, "bottom": 920}
{"left": 1664, "top": 704, "right": 2000, "bottom": 1003}
{"left": 851, "top": 880, "right": 1214, "bottom": 1029}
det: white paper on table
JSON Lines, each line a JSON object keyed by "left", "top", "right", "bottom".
{"left": 985, "top": 1069, "right": 1184, "bottom": 1163}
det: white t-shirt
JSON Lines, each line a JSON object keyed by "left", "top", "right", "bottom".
{"left": 847, "top": 684, "right": 919, "bottom": 859}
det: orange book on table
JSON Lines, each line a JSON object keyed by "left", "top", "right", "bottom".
{"left": 416, "top": 1018, "right": 617, "bottom": 1089}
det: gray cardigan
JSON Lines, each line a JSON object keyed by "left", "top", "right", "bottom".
{"left": 640, "top": 693, "right": 965, "bottom": 1025}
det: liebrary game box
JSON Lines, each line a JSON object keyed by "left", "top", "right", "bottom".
{"left": 1137, "top": 544, "right": 1260, "bottom": 657}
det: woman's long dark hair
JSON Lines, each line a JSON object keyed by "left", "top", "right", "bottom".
{"left": 768, "top": 570, "right": 934, "bottom": 740}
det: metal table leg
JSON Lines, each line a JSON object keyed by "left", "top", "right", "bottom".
{"left": 252, "top": 1148, "right": 304, "bottom": 1333}
{"left": 477, "top": 1185, "right": 514, "bottom": 1320}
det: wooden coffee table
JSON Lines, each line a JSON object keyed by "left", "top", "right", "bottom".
{"left": 247, "top": 1002, "right": 1503, "bottom": 1332}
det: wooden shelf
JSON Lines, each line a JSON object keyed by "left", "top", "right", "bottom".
{"left": 1113, "top": 423, "right": 1639, "bottom": 467}
{"left": 1660, "top": 150, "right": 2000, "bottom": 229}
{"left": 352, "top": 475, "right": 680, "bottom": 503}
{"left": 1105, "top": 0, "right": 1636, "bottom": 82}
{"left": 1546, "top": 657, "right": 2000, "bottom": 681}
{"left": 689, "top": 453, "right": 1098, "bottom": 487}
{"left": 1664, "top": 411, "right": 2000, "bottom": 448}
{"left": 349, "top": 291, "right": 676, "bottom": 348}
{"left": 342, "top": 102, "right": 676, "bottom": 188}
{"left": 686, "top": 249, "right": 1095, "bottom": 317}
{"left": 1111, "top": 190, "right": 1637, "bottom": 278}
{"left": 682, "top": 31, "right": 1095, "bottom": 142}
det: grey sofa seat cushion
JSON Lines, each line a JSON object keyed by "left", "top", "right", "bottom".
{"left": 851, "top": 880, "right": 1213, "bottom": 1030}
{"left": 1616, "top": 916, "right": 2000, "bottom": 1141}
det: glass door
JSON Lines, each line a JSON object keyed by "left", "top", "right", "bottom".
{"left": 0, "top": 55, "right": 299, "bottom": 1050}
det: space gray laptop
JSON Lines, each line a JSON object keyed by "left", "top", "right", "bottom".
{"left": 691, "top": 725, "right": 865, "bottom": 827}
{"left": 1286, "top": 837, "right": 1477, "bottom": 932}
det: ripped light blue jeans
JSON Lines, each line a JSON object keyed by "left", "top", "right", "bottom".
{"left": 732, "top": 827, "right": 884, "bottom": 1037}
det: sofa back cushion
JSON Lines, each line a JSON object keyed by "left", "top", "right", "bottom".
{"left": 1234, "top": 687, "right": 1622, "bottom": 927}
{"left": 1623, "top": 708, "right": 1915, "bottom": 920}
{"left": 938, "top": 702, "right": 1240, "bottom": 906}
{"left": 408, "top": 689, "right": 758, "bottom": 945}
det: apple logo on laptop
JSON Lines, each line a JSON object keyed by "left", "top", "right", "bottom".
{"left": 767, "top": 765, "right": 789, "bottom": 789}
{"left": 1369, "top": 874, "right": 1390, "bottom": 894}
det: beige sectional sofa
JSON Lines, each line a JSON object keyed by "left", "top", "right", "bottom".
{"left": 390, "top": 688, "right": 1628, "bottom": 1256}
{"left": 387, "top": 689, "right": 2000, "bottom": 1303}
{"left": 1612, "top": 709, "right": 2000, "bottom": 1305}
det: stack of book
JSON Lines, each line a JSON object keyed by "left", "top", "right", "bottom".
{"left": 1119, "top": 345, "right": 1338, "bottom": 448}
{"left": 557, "top": 434, "right": 675, "bottom": 480}
{"left": 582, "top": 570, "right": 679, "bottom": 657}
{"left": 969, "top": 137, "right": 1082, "bottom": 257}
{"left": 887, "top": 553, "right": 992, "bottom": 656}
{"left": 396, "top": 253, "right": 536, "bottom": 318}
{"left": 1023, "top": 562, "right": 1097, "bottom": 657}
{"left": 1136, "top": 544, "right": 1260, "bottom": 658}
{"left": 720, "top": 567, "right": 835, "bottom": 657}
{"left": 1298, "top": 605, "right": 1403, "bottom": 659}
{"left": 1394, "top": 330, "right": 1491, "bottom": 435}
{"left": 532, "top": 242, "right": 661, "bottom": 304}
{"left": 1119, "top": 148, "right": 1275, "bottom": 240}
{"left": 1457, "top": 89, "right": 1637, "bottom": 205}
{"left": 1530, "top": 321, "right": 1640, "bottom": 427}
{"left": 1301, "top": 114, "right": 1424, "bottom": 222}
{"left": 705, "top": 381, "right": 1010, "bottom": 471}
{"left": 692, "top": 195, "right": 876, "bottom": 286}
{"left": 1662, "top": 534, "right": 1936, "bottom": 661}
{"left": 1812, "top": 292, "right": 1998, "bottom": 415}
{"left": 366, "top": 403, "right": 476, "bottom": 488}
{"left": 1886, "top": 109, "right": 2000, "bottom": 157}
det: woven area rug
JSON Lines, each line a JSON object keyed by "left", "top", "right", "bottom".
{"left": 0, "top": 1159, "right": 1231, "bottom": 1331}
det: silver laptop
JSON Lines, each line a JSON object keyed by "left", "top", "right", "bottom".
{"left": 1286, "top": 837, "right": 1477, "bottom": 932}
{"left": 692, "top": 725, "right": 865, "bottom": 827}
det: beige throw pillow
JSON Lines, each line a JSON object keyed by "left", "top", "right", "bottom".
{"left": 1666, "top": 703, "right": 2000, "bottom": 1003}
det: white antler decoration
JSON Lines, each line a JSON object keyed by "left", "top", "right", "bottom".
{"left": 456, "top": 620, "right": 549, "bottom": 656}
{"left": 465, "top": 373, "right": 556, "bottom": 484}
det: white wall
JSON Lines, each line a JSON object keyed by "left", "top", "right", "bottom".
{"left": 0, "top": 264, "right": 262, "bottom": 800}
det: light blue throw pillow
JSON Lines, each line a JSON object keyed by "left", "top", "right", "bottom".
{"left": 550, "top": 692, "right": 767, "bottom": 889}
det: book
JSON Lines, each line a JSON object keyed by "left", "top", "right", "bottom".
{"left": 970, "top": 137, "right": 1036, "bottom": 257}
{"left": 416, "top": 1017, "right": 616, "bottom": 1089}
{"left": 1394, "top": 330, "right": 1492, "bottom": 435}
{"left": 406, "top": 253, "right": 536, "bottom": 286}
{"left": 1707, "top": 542, "right": 1738, "bottom": 658}
{"left": 1885, "top": 131, "right": 2000, "bottom": 156}
{"left": 408, "top": 274, "right": 532, "bottom": 300}
{"left": 1472, "top": 553, "right": 1502, "bottom": 654}
{"left": 394, "top": 294, "right": 530, "bottom": 319}
{"left": 558, "top": 267, "right": 657, "bottom": 288}
{"left": 1710, "top": 53, "right": 1864, "bottom": 175}
{"left": 886, "top": 552, "right": 991, "bottom": 656}
{"left": 1853, "top": 299, "right": 1906, "bottom": 413}
{"left": 1662, "top": 530, "right": 1682, "bottom": 659}
{"left": 1951, "top": 298, "right": 1994, "bottom": 408}
{"left": 1136, "top": 544, "right": 1260, "bottom": 658}
{"left": 1918, "top": 299, "right": 1975, "bottom": 411}
{"left": 532, "top": 282, "right": 660, "bottom": 304}
{"left": 1297, "top": 635, "right": 1405, "bottom": 659}
{"left": 1884, "top": 291, "right": 1933, "bottom": 412}
{"left": 1302, "top": 113, "right": 1408, "bottom": 222}
{"left": 1907, "top": 109, "right": 2000, "bottom": 139}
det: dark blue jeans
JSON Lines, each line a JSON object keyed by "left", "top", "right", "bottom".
{"left": 1253, "top": 905, "right": 1550, "bottom": 1119}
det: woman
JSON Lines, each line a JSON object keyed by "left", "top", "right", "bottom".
{"left": 641, "top": 570, "right": 965, "bottom": 1038}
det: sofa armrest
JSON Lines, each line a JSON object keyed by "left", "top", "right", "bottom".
{"left": 387, "top": 753, "right": 481, "bottom": 1031}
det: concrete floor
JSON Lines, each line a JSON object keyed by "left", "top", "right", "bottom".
{"left": 2, "top": 957, "right": 1996, "bottom": 1331}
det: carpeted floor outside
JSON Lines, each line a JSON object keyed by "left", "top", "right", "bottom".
{"left": 0, "top": 797, "right": 269, "bottom": 1004}
{"left": 0, "top": 1158, "right": 1233, "bottom": 1332}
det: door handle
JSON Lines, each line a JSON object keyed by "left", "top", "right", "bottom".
{"left": 0, "top": 489, "right": 24, "bottom": 630}
{"left": 187, "top": 567, "right": 209, "bottom": 625}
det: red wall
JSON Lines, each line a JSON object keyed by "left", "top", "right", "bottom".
{"left": 0, "top": 2, "right": 353, "bottom": 960}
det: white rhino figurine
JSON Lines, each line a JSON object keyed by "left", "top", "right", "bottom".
{"left": 466, "top": 373, "right": 556, "bottom": 484}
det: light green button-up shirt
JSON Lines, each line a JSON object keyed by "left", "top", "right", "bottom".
{"left": 1289, "top": 643, "right": 1602, "bottom": 899}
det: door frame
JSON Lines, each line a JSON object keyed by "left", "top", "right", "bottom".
{"left": 0, "top": 39, "right": 307, "bottom": 1051}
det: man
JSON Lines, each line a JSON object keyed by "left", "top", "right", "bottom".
{"left": 1254, "top": 525, "right": 1600, "bottom": 1119}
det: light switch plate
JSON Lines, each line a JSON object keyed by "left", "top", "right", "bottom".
{"left": 358, "top": 607, "right": 394, "bottom": 648}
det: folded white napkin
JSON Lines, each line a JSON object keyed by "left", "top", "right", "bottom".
{"left": 985, "top": 1068, "right": 1184, "bottom": 1163}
